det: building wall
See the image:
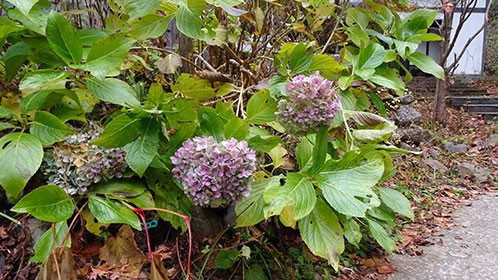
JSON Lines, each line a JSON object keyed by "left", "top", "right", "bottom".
{"left": 447, "top": 10, "right": 487, "bottom": 74}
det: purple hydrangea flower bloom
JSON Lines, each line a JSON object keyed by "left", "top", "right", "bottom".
{"left": 275, "top": 72, "right": 341, "bottom": 135}
{"left": 171, "top": 136, "right": 257, "bottom": 207}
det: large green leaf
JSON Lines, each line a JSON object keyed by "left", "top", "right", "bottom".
{"left": 124, "top": 0, "right": 162, "bottom": 21}
{"left": 20, "top": 90, "right": 65, "bottom": 114}
{"left": 235, "top": 176, "right": 282, "bottom": 228}
{"left": 0, "top": 133, "right": 43, "bottom": 200}
{"left": 299, "top": 199, "right": 344, "bottom": 269}
{"left": 93, "top": 179, "right": 147, "bottom": 199}
{"left": 378, "top": 187, "right": 414, "bottom": 219}
{"left": 46, "top": 11, "right": 83, "bottom": 64}
{"left": 264, "top": 172, "right": 316, "bottom": 220}
{"left": 308, "top": 54, "right": 344, "bottom": 80}
{"left": 311, "top": 126, "right": 328, "bottom": 174}
{"left": 31, "top": 111, "right": 73, "bottom": 145}
{"left": 407, "top": 52, "right": 445, "bottom": 80}
{"left": 2, "top": 41, "right": 31, "bottom": 80}
{"left": 88, "top": 195, "right": 141, "bottom": 230}
{"left": 246, "top": 90, "right": 277, "bottom": 125}
{"left": 317, "top": 160, "right": 384, "bottom": 217}
{"left": 368, "top": 219, "right": 397, "bottom": 253}
{"left": 357, "top": 43, "right": 385, "bottom": 70}
{"left": 352, "top": 122, "right": 396, "bottom": 143}
{"left": 80, "top": 34, "right": 136, "bottom": 78}
{"left": 31, "top": 221, "right": 70, "bottom": 264}
{"left": 198, "top": 107, "right": 224, "bottom": 141}
{"left": 129, "top": 14, "right": 170, "bottom": 40}
{"left": 124, "top": 118, "right": 159, "bottom": 177}
{"left": 175, "top": 0, "right": 207, "bottom": 39}
{"left": 91, "top": 114, "right": 140, "bottom": 148}
{"left": 86, "top": 78, "right": 140, "bottom": 107}
{"left": 12, "top": 185, "right": 74, "bottom": 222}
{"left": 295, "top": 137, "right": 313, "bottom": 171}
{"left": 171, "top": 74, "right": 216, "bottom": 100}
{"left": 369, "top": 68, "right": 404, "bottom": 94}
{"left": 163, "top": 98, "right": 198, "bottom": 122}
{"left": 289, "top": 43, "right": 313, "bottom": 74}
{"left": 0, "top": 123, "right": 18, "bottom": 132}
{"left": 8, "top": 9, "right": 47, "bottom": 35}
{"left": 5, "top": 0, "right": 38, "bottom": 17}
{"left": 224, "top": 117, "right": 249, "bottom": 141}
{"left": 19, "top": 69, "right": 69, "bottom": 92}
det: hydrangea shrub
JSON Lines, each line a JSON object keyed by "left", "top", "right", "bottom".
{"left": 171, "top": 136, "right": 257, "bottom": 207}
{"left": 42, "top": 122, "right": 127, "bottom": 195}
{"left": 275, "top": 72, "right": 341, "bottom": 135}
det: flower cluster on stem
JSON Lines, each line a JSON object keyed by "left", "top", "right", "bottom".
{"left": 275, "top": 72, "right": 341, "bottom": 135}
{"left": 42, "top": 122, "right": 127, "bottom": 195}
{"left": 171, "top": 136, "right": 257, "bottom": 208}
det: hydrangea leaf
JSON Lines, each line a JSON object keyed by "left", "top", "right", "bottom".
{"left": 368, "top": 219, "right": 397, "bottom": 254}
{"left": 246, "top": 89, "right": 277, "bottom": 125}
{"left": 88, "top": 195, "right": 141, "bottom": 230}
{"left": 30, "top": 221, "right": 71, "bottom": 264}
{"left": 12, "top": 185, "right": 74, "bottom": 222}
{"left": 224, "top": 117, "right": 249, "bottom": 141}
{"left": 86, "top": 78, "right": 140, "bottom": 108}
{"left": 378, "top": 187, "right": 414, "bottom": 220}
{"left": 299, "top": 198, "right": 344, "bottom": 269}
{"left": 5, "top": 0, "right": 38, "bottom": 17}
{"left": 124, "top": 0, "right": 162, "bottom": 21}
{"left": 46, "top": 11, "right": 83, "bottom": 64}
{"left": 124, "top": 118, "right": 159, "bottom": 177}
{"left": 31, "top": 111, "right": 74, "bottom": 145}
{"left": 263, "top": 172, "right": 316, "bottom": 220}
{"left": 235, "top": 176, "right": 282, "bottom": 228}
{"left": 0, "top": 132, "right": 43, "bottom": 201}
{"left": 91, "top": 113, "right": 140, "bottom": 148}
{"left": 317, "top": 159, "right": 384, "bottom": 217}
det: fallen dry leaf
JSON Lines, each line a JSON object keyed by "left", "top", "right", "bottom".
{"left": 150, "top": 256, "right": 170, "bottom": 280}
{"left": 99, "top": 225, "right": 146, "bottom": 279}
{"left": 36, "top": 246, "right": 77, "bottom": 280}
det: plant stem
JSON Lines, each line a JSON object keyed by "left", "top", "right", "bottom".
{"left": 0, "top": 211, "right": 20, "bottom": 225}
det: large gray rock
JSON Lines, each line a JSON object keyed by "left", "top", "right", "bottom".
{"left": 189, "top": 206, "right": 223, "bottom": 238}
{"left": 444, "top": 141, "right": 468, "bottom": 153}
{"left": 455, "top": 162, "right": 491, "bottom": 183}
{"left": 423, "top": 159, "right": 448, "bottom": 174}
{"left": 25, "top": 217, "right": 51, "bottom": 244}
{"left": 395, "top": 105, "right": 422, "bottom": 126}
{"left": 397, "top": 125, "right": 424, "bottom": 144}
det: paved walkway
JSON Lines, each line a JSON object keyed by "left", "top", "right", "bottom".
{"left": 389, "top": 194, "right": 498, "bottom": 280}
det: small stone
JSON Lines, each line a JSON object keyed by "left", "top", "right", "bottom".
{"left": 400, "top": 94, "right": 415, "bottom": 104}
{"left": 444, "top": 141, "right": 468, "bottom": 153}
{"left": 395, "top": 105, "right": 422, "bottom": 126}
{"left": 423, "top": 159, "right": 448, "bottom": 174}
{"left": 487, "top": 134, "right": 498, "bottom": 145}
{"left": 455, "top": 162, "right": 491, "bottom": 183}
{"left": 397, "top": 125, "right": 424, "bottom": 144}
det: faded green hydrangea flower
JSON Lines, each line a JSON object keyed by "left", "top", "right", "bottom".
{"left": 42, "top": 122, "right": 127, "bottom": 195}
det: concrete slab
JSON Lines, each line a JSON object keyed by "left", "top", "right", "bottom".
{"left": 389, "top": 195, "right": 498, "bottom": 280}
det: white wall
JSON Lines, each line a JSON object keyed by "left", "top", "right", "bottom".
{"left": 446, "top": 10, "right": 487, "bottom": 74}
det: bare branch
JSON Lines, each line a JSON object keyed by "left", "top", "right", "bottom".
{"left": 447, "top": 0, "right": 490, "bottom": 74}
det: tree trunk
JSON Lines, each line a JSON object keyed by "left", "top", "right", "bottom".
{"left": 434, "top": 77, "right": 448, "bottom": 122}
{"left": 179, "top": 33, "right": 193, "bottom": 74}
